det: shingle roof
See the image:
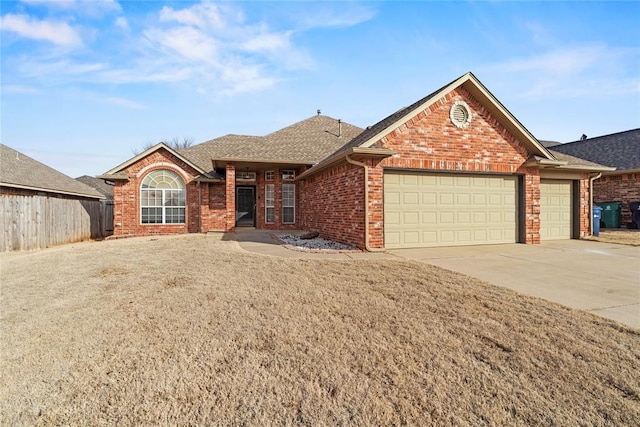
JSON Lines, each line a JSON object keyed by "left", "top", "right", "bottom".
{"left": 307, "top": 72, "right": 555, "bottom": 175}
{"left": 328, "top": 87, "right": 447, "bottom": 159}
{"left": 548, "top": 150, "right": 611, "bottom": 169}
{"left": 549, "top": 129, "right": 640, "bottom": 171}
{"left": 178, "top": 115, "right": 362, "bottom": 172}
{"left": 0, "top": 144, "right": 103, "bottom": 198}
{"left": 76, "top": 175, "right": 114, "bottom": 200}
{"left": 540, "top": 140, "right": 562, "bottom": 148}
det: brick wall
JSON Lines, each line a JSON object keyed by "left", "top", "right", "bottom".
{"left": 299, "top": 163, "right": 367, "bottom": 248}
{"left": 113, "top": 148, "right": 204, "bottom": 236}
{"left": 594, "top": 172, "right": 640, "bottom": 225}
{"left": 301, "top": 87, "right": 593, "bottom": 248}
{"left": 371, "top": 87, "right": 539, "bottom": 245}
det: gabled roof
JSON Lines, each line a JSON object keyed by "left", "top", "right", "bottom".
{"left": 305, "top": 72, "right": 558, "bottom": 176}
{"left": 179, "top": 115, "right": 363, "bottom": 170}
{"left": 76, "top": 175, "right": 114, "bottom": 200}
{"left": 549, "top": 129, "right": 640, "bottom": 172}
{"left": 0, "top": 144, "right": 103, "bottom": 199}
{"left": 100, "top": 142, "right": 210, "bottom": 179}
{"left": 101, "top": 115, "right": 363, "bottom": 179}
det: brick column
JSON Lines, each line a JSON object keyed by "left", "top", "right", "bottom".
{"left": 367, "top": 162, "right": 385, "bottom": 249}
{"left": 225, "top": 164, "right": 236, "bottom": 231}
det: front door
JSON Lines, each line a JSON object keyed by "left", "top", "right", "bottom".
{"left": 236, "top": 186, "right": 255, "bottom": 227}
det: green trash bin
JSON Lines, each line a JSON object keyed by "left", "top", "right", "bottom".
{"left": 598, "top": 201, "right": 622, "bottom": 228}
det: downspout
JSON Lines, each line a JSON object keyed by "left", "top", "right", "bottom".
{"left": 345, "top": 155, "right": 386, "bottom": 252}
{"left": 589, "top": 173, "right": 602, "bottom": 236}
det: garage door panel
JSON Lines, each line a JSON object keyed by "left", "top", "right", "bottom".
{"left": 384, "top": 172, "right": 518, "bottom": 248}
{"left": 403, "top": 211, "right": 419, "bottom": 224}
{"left": 540, "top": 179, "right": 572, "bottom": 240}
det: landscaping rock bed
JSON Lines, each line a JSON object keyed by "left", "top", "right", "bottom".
{"left": 277, "top": 233, "right": 357, "bottom": 251}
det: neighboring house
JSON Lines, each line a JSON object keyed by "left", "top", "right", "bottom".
{"left": 550, "top": 129, "right": 640, "bottom": 227}
{"left": 76, "top": 175, "right": 114, "bottom": 200}
{"left": 99, "top": 72, "right": 612, "bottom": 250}
{"left": 0, "top": 144, "right": 105, "bottom": 251}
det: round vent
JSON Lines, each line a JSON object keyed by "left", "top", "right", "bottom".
{"left": 450, "top": 101, "right": 472, "bottom": 128}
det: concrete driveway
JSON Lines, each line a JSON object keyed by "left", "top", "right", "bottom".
{"left": 388, "top": 240, "right": 640, "bottom": 328}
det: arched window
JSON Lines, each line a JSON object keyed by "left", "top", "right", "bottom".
{"left": 140, "top": 170, "right": 186, "bottom": 224}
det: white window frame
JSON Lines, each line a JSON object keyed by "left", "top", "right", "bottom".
{"left": 282, "top": 183, "right": 295, "bottom": 224}
{"left": 236, "top": 171, "right": 256, "bottom": 182}
{"left": 265, "top": 184, "right": 275, "bottom": 224}
{"left": 265, "top": 170, "right": 275, "bottom": 181}
{"left": 282, "top": 170, "right": 295, "bottom": 180}
{"left": 140, "top": 170, "right": 186, "bottom": 224}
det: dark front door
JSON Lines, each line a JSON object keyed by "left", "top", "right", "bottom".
{"left": 236, "top": 186, "right": 255, "bottom": 227}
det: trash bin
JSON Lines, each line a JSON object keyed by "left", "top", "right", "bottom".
{"left": 593, "top": 206, "right": 602, "bottom": 236}
{"left": 630, "top": 201, "right": 640, "bottom": 229}
{"left": 599, "top": 201, "right": 622, "bottom": 228}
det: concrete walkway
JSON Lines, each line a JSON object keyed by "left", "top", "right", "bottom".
{"left": 227, "top": 230, "right": 639, "bottom": 328}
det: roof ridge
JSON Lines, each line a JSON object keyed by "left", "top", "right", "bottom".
{"left": 561, "top": 128, "right": 640, "bottom": 145}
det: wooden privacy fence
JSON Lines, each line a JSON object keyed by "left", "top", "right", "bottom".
{"left": 0, "top": 194, "right": 113, "bottom": 251}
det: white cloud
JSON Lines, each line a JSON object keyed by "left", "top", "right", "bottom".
{"left": 114, "top": 16, "right": 129, "bottom": 32}
{"left": 106, "top": 97, "right": 145, "bottom": 109}
{"left": 18, "top": 58, "right": 106, "bottom": 78}
{"left": 159, "top": 3, "right": 228, "bottom": 30}
{"left": 242, "top": 32, "right": 291, "bottom": 53}
{"left": 145, "top": 26, "right": 218, "bottom": 63}
{"left": 487, "top": 44, "right": 640, "bottom": 99}
{"left": 2, "top": 2, "right": 370, "bottom": 97}
{"left": 294, "top": 4, "right": 377, "bottom": 30}
{"left": 0, "top": 13, "right": 83, "bottom": 47}
{"left": 1, "top": 85, "right": 40, "bottom": 94}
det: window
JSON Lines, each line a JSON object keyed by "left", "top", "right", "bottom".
{"left": 265, "top": 170, "right": 275, "bottom": 181}
{"left": 282, "top": 170, "right": 295, "bottom": 180}
{"left": 265, "top": 184, "right": 275, "bottom": 223}
{"left": 237, "top": 171, "right": 256, "bottom": 182}
{"left": 282, "top": 183, "right": 295, "bottom": 223}
{"left": 140, "top": 170, "right": 186, "bottom": 224}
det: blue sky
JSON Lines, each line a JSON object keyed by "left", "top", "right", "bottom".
{"left": 1, "top": 1, "right": 638, "bottom": 178}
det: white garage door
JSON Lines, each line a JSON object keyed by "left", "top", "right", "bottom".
{"left": 539, "top": 179, "right": 572, "bottom": 240}
{"left": 384, "top": 172, "right": 518, "bottom": 248}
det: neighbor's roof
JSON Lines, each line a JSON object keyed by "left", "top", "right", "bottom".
{"left": 0, "top": 144, "right": 103, "bottom": 199}
{"left": 549, "top": 128, "right": 640, "bottom": 172}
{"left": 179, "top": 115, "right": 363, "bottom": 171}
{"left": 540, "top": 140, "right": 562, "bottom": 148}
{"left": 306, "top": 72, "right": 556, "bottom": 176}
{"left": 76, "top": 175, "right": 114, "bottom": 200}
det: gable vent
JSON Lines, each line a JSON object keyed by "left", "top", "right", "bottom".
{"left": 450, "top": 101, "right": 472, "bottom": 128}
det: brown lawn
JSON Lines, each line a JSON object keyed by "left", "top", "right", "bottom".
{"left": 585, "top": 229, "right": 640, "bottom": 246}
{"left": 1, "top": 235, "right": 639, "bottom": 426}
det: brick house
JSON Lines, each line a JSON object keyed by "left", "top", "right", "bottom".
{"left": 99, "top": 72, "right": 612, "bottom": 249}
{"left": 550, "top": 129, "right": 640, "bottom": 227}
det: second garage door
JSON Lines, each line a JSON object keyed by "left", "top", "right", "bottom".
{"left": 384, "top": 172, "right": 518, "bottom": 248}
{"left": 539, "top": 179, "right": 572, "bottom": 240}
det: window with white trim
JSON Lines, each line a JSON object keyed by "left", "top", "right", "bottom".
{"left": 282, "top": 183, "right": 295, "bottom": 224}
{"left": 265, "top": 170, "right": 275, "bottom": 181}
{"left": 140, "top": 170, "right": 186, "bottom": 224}
{"left": 265, "top": 184, "right": 275, "bottom": 224}
{"left": 282, "top": 170, "right": 295, "bottom": 180}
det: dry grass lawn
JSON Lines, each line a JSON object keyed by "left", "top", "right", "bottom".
{"left": 585, "top": 229, "right": 640, "bottom": 246}
{"left": 1, "top": 235, "right": 639, "bottom": 426}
